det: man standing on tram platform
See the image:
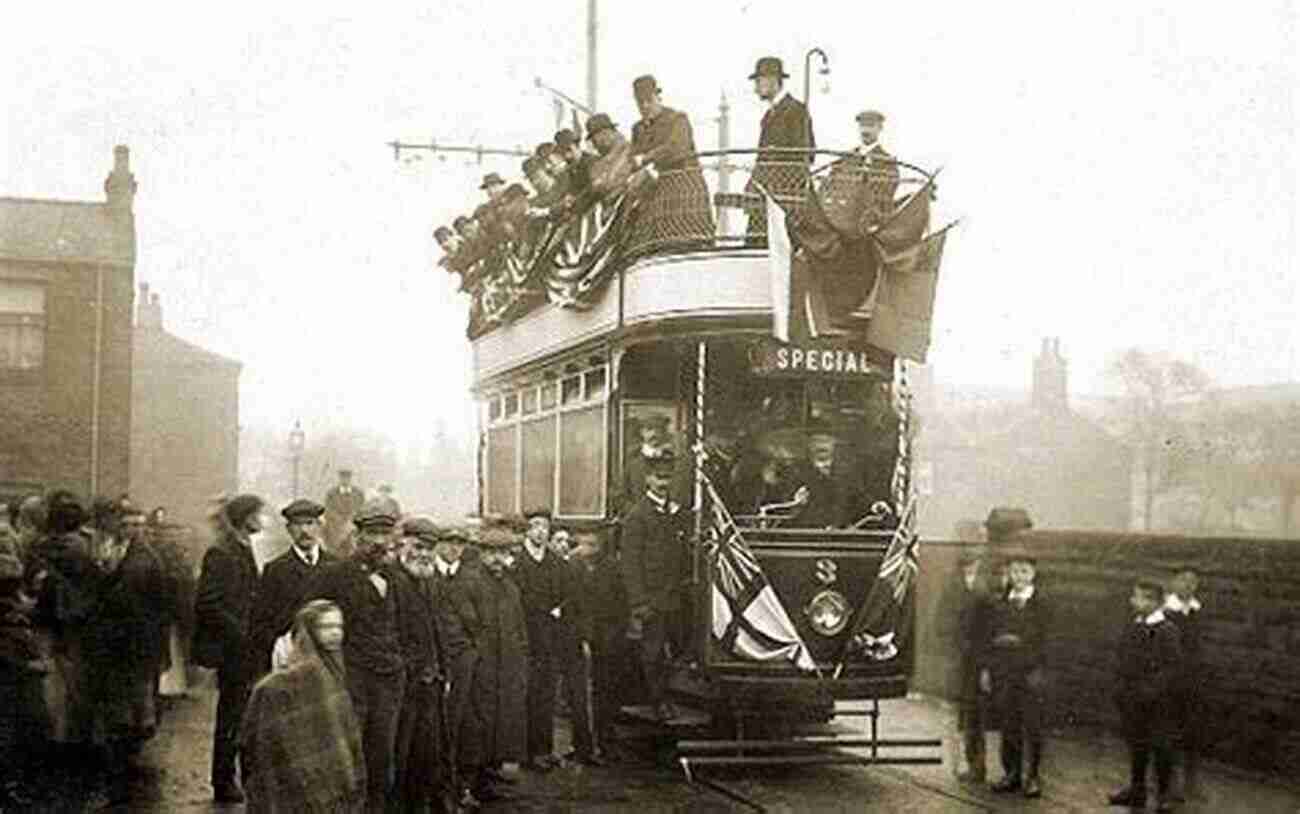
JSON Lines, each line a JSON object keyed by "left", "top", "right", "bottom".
{"left": 620, "top": 449, "right": 688, "bottom": 721}
{"left": 745, "top": 56, "right": 815, "bottom": 240}
{"left": 629, "top": 75, "right": 715, "bottom": 254}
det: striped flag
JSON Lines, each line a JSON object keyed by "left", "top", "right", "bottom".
{"left": 837, "top": 496, "right": 919, "bottom": 671}
{"left": 701, "top": 471, "right": 818, "bottom": 673}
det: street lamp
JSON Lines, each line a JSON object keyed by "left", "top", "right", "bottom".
{"left": 804, "top": 48, "right": 830, "bottom": 113}
{"left": 288, "top": 421, "right": 305, "bottom": 499}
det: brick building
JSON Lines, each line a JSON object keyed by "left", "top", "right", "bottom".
{"left": 0, "top": 146, "right": 137, "bottom": 502}
{"left": 130, "top": 283, "right": 241, "bottom": 532}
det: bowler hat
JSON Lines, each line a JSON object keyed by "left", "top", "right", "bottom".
{"left": 282, "top": 498, "right": 325, "bottom": 523}
{"left": 554, "top": 129, "right": 578, "bottom": 148}
{"left": 479, "top": 172, "right": 506, "bottom": 190}
{"left": 585, "top": 113, "right": 616, "bottom": 140}
{"left": 855, "top": 110, "right": 886, "bottom": 125}
{"left": 748, "top": 56, "right": 789, "bottom": 80}
{"left": 504, "top": 183, "right": 529, "bottom": 201}
{"left": 632, "top": 75, "right": 661, "bottom": 99}
{"left": 434, "top": 225, "right": 453, "bottom": 241}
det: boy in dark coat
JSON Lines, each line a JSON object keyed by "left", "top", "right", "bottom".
{"left": 474, "top": 529, "right": 530, "bottom": 780}
{"left": 1109, "top": 579, "right": 1182, "bottom": 812}
{"left": 513, "top": 508, "right": 569, "bottom": 771}
{"left": 943, "top": 553, "right": 989, "bottom": 783}
{"left": 981, "top": 554, "right": 1048, "bottom": 799}
{"left": 1163, "top": 566, "right": 1204, "bottom": 801}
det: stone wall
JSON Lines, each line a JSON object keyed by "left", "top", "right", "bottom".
{"left": 913, "top": 531, "right": 1300, "bottom": 775}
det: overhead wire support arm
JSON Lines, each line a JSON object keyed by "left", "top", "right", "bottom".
{"left": 387, "top": 140, "right": 532, "bottom": 162}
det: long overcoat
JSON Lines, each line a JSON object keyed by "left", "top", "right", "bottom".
{"left": 474, "top": 568, "right": 529, "bottom": 763}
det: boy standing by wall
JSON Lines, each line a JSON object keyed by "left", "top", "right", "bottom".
{"left": 1109, "top": 578, "right": 1182, "bottom": 813}
{"left": 952, "top": 553, "right": 990, "bottom": 784}
{"left": 982, "top": 553, "right": 1048, "bottom": 798}
{"left": 1163, "top": 566, "right": 1204, "bottom": 802}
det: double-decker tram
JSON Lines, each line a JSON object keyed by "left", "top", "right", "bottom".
{"left": 453, "top": 142, "right": 952, "bottom": 778}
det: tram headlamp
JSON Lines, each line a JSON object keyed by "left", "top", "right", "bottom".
{"left": 805, "top": 590, "right": 851, "bottom": 637}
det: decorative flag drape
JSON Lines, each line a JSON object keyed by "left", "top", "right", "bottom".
{"left": 836, "top": 495, "right": 920, "bottom": 676}
{"left": 700, "top": 468, "right": 818, "bottom": 673}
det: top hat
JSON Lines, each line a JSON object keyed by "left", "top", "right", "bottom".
{"left": 632, "top": 74, "right": 661, "bottom": 99}
{"left": 748, "top": 56, "right": 789, "bottom": 80}
{"left": 479, "top": 172, "right": 506, "bottom": 190}
{"left": 585, "top": 113, "right": 617, "bottom": 140}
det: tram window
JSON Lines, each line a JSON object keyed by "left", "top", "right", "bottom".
{"left": 561, "top": 375, "right": 582, "bottom": 405}
{"left": 559, "top": 405, "right": 604, "bottom": 515}
{"left": 521, "top": 417, "right": 557, "bottom": 511}
{"left": 540, "top": 382, "right": 557, "bottom": 410}
{"left": 486, "top": 425, "right": 517, "bottom": 516}
{"left": 521, "top": 388, "right": 538, "bottom": 415}
{"left": 488, "top": 398, "right": 502, "bottom": 422}
{"left": 504, "top": 393, "right": 520, "bottom": 418}
{"left": 585, "top": 367, "right": 607, "bottom": 401}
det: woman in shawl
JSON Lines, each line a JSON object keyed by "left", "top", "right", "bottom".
{"left": 241, "top": 600, "right": 366, "bottom": 814}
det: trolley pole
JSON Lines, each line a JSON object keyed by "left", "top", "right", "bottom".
{"left": 587, "top": 0, "right": 598, "bottom": 111}
{"left": 716, "top": 91, "right": 732, "bottom": 235}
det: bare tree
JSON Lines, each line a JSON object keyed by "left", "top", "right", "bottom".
{"left": 1106, "top": 349, "right": 1211, "bottom": 531}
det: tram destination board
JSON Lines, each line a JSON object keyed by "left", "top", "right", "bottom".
{"left": 747, "top": 337, "right": 892, "bottom": 380}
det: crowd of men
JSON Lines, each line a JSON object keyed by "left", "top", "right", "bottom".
{"left": 432, "top": 56, "right": 901, "bottom": 299}
{"left": 946, "top": 554, "right": 1206, "bottom": 813}
{"left": 191, "top": 447, "right": 682, "bottom": 813}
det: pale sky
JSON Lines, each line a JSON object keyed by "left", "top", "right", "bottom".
{"left": 3, "top": 1, "right": 1296, "bottom": 451}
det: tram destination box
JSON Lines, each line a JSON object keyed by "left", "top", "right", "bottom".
{"left": 748, "top": 337, "right": 893, "bottom": 380}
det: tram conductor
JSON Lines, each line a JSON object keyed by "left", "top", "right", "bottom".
{"left": 620, "top": 447, "right": 688, "bottom": 721}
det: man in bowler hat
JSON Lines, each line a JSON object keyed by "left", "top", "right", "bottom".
{"left": 628, "top": 75, "right": 715, "bottom": 253}
{"left": 745, "top": 56, "right": 816, "bottom": 239}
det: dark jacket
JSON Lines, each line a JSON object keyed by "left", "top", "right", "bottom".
{"left": 249, "top": 546, "right": 335, "bottom": 673}
{"left": 790, "top": 461, "right": 864, "bottom": 529}
{"left": 631, "top": 107, "right": 702, "bottom": 172}
{"left": 513, "top": 547, "right": 570, "bottom": 661}
{"left": 389, "top": 566, "right": 445, "bottom": 685}
{"left": 475, "top": 569, "right": 529, "bottom": 763}
{"left": 430, "top": 561, "right": 480, "bottom": 660}
{"left": 985, "top": 589, "right": 1049, "bottom": 675}
{"left": 308, "top": 558, "right": 404, "bottom": 677}
{"left": 1115, "top": 612, "right": 1182, "bottom": 705}
{"left": 620, "top": 494, "right": 688, "bottom": 614}
{"left": 192, "top": 519, "right": 259, "bottom": 674}
{"left": 749, "top": 93, "right": 815, "bottom": 200}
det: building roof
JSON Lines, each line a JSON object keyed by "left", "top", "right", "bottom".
{"left": 0, "top": 197, "right": 135, "bottom": 267}
{"left": 135, "top": 325, "right": 242, "bottom": 372}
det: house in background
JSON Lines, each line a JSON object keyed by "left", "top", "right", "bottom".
{"left": 0, "top": 146, "right": 137, "bottom": 502}
{"left": 130, "top": 283, "right": 241, "bottom": 533}
{"left": 916, "top": 338, "right": 1132, "bottom": 538}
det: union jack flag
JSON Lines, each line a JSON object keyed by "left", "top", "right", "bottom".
{"left": 701, "top": 471, "right": 818, "bottom": 673}
{"left": 839, "top": 495, "right": 919, "bottom": 669}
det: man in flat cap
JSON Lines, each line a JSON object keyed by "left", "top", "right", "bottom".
{"left": 249, "top": 499, "right": 334, "bottom": 676}
{"left": 324, "top": 469, "right": 365, "bottom": 558}
{"left": 620, "top": 449, "right": 688, "bottom": 721}
{"left": 193, "top": 493, "right": 266, "bottom": 803}
{"left": 981, "top": 553, "right": 1049, "bottom": 799}
{"left": 745, "top": 56, "right": 816, "bottom": 241}
{"left": 852, "top": 109, "right": 900, "bottom": 224}
{"left": 471, "top": 525, "right": 530, "bottom": 788}
{"left": 308, "top": 499, "right": 406, "bottom": 813}
{"left": 628, "top": 74, "right": 715, "bottom": 255}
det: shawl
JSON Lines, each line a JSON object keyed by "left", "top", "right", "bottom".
{"left": 241, "top": 628, "right": 365, "bottom": 813}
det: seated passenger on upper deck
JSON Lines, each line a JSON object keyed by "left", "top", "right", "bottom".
{"left": 627, "top": 74, "right": 715, "bottom": 254}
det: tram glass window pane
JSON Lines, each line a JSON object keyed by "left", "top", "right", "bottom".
{"left": 504, "top": 393, "right": 519, "bottom": 418}
{"left": 540, "top": 382, "right": 557, "bottom": 410}
{"left": 559, "top": 405, "right": 604, "bottom": 515}
{"left": 487, "top": 426, "right": 517, "bottom": 515}
{"left": 561, "top": 375, "right": 582, "bottom": 405}
{"left": 584, "top": 367, "right": 607, "bottom": 401}
{"left": 521, "top": 416, "right": 557, "bottom": 512}
{"left": 488, "top": 399, "right": 502, "bottom": 422}
{"left": 521, "top": 388, "right": 538, "bottom": 415}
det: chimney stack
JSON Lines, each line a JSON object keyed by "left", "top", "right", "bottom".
{"left": 104, "top": 145, "right": 137, "bottom": 214}
{"left": 1031, "top": 336, "right": 1068, "bottom": 413}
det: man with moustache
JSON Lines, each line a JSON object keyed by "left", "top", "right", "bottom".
{"left": 307, "top": 500, "right": 406, "bottom": 814}
{"left": 250, "top": 499, "right": 334, "bottom": 676}
{"left": 745, "top": 56, "right": 815, "bottom": 240}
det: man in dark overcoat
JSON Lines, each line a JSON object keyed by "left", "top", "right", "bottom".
{"left": 307, "top": 500, "right": 406, "bottom": 814}
{"left": 745, "top": 56, "right": 816, "bottom": 239}
{"left": 620, "top": 449, "right": 688, "bottom": 721}
{"left": 980, "top": 554, "right": 1049, "bottom": 799}
{"left": 473, "top": 528, "right": 529, "bottom": 779}
{"left": 249, "top": 499, "right": 333, "bottom": 675}
{"left": 513, "top": 507, "right": 569, "bottom": 771}
{"left": 943, "top": 553, "right": 990, "bottom": 783}
{"left": 571, "top": 528, "right": 627, "bottom": 761}
{"left": 1109, "top": 578, "right": 1183, "bottom": 813}
{"left": 323, "top": 469, "right": 365, "bottom": 557}
{"left": 192, "top": 493, "right": 265, "bottom": 803}
{"left": 1163, "top": 566, "right": 1205, "bottom": 801}
{"left": 628, "top": 75, "right": 715, "bottom": 254}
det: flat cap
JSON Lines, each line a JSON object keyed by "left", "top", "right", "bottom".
{"left": 748, "top": 56, "right": 789, "bottom": 80}
{"left": 586, "top": 113, "right": 617, "bottom": 140}
{"left": 282, "top": 498, "right": 325, "bottom": 522}
{"left": 504, "top": 183, "right": 530, "bottom": 201}
{"left": 632, "top": 74, "right": 661, "bottom": 98}
{"left": 479, "top": 172, "right": 506, "bottom": 190}
{"left": 354, "top": 498, "right": 398, "bottom": 529}
{"left": 401, "top": 515, "right": 441, "bottom": 542}
{"left": 855, "top": 110, "right": 886, "bottom": 125}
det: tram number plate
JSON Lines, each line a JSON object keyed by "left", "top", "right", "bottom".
{"left": 748, "top": 338, "right": 886, "bottom": 379}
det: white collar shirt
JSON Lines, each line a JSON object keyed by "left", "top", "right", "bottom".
{"left": 1164, "top": 594, "right": 1201, "bottom": 614}
{"left": 767, "top": 90, "right": 790, "bottom": 111}
{"left": 435, "top": 555, "right": 459, "bottom": 578}
{"left": 292, "top": 544, "right": 319, "bottom": 567}
{"left": 1139, "top": 608, "right": 1167, "bottom": 626}
{"left": 524, "top": 538, "right": 547, "bottom": 563}
{"left": 1007, "top": 585, "right": 1035, "bottom": 604}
